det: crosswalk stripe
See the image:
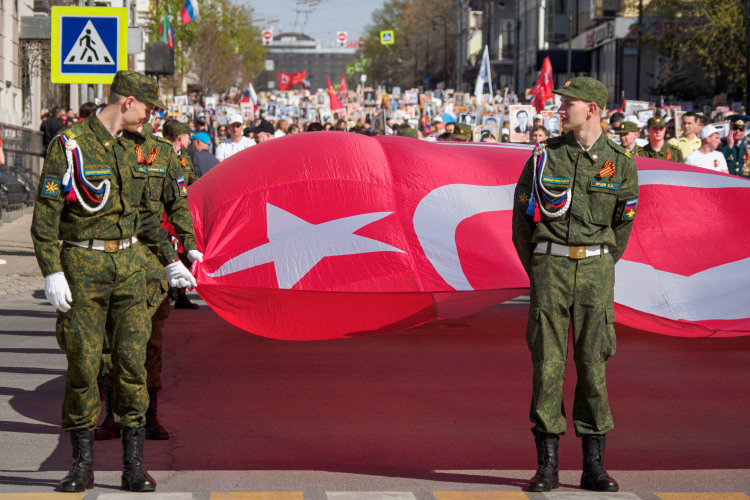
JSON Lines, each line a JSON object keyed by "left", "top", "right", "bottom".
{"left": 543, "top": 493, "right": 641, "bottom": 499}
{"left": 98, "top": 493, "right": 193, "bottom": 499}
{"left": 0, "top": 495, "right": 85, "bottom": 499}
{"left": 433, "top": 493, "right": 528, "bottom": 499}
{"left": 656, "top": 494, "right": 750, "bottom": 500}
{"left": 211, "top": 493, "right": 303, "bottom": 500}
{"left": 326, "top": 493, "right": 417, "bottom": 500}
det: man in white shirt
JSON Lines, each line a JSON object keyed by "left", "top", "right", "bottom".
{"left": 215, "top": 114, "right": 254, "bottom": 161}
{"left": 685, "top": 124, "right": 729, "bottom": 173}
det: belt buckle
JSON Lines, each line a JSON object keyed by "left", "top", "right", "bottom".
{"left": 569, "top": 245, "right": 587, "bottom": 260}
{"left": 104, "top": 240, "right": 119, "bottom": 253}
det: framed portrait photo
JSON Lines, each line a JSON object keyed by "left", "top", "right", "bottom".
{"left": 509, "top": 104, "right": 534, "bottom": 143}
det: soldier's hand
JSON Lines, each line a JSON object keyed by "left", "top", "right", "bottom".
{"left": 187, "top": 250, "right": 203, "bottom": 263}
{"left": 164, "top": 260, "right": 198, "bottom": 288}
{"left": 44, "top": 272, "right": 72, "bottom": 312}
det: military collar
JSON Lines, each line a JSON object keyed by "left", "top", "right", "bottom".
{"left": 564, "top": 130, "right": 608, "bottom": 160}
{"left": 88, "top": 115, "right": 118, "bottom": 149}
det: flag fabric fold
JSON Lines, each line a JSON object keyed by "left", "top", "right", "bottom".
{"left": 279, "top": 71, "right": 307, "bottom": 91}
{"left": 529, "top": 56, "right": 553, "bottom": 113}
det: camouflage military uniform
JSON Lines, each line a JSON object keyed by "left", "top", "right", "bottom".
{"left": 139, "top": 128, "right": 196, "bottom": 393}
{"left": 636, "top": 141, "right": 684, "bottom": 162}
{"left": 512, "top": 131, "right": 639, "bottom": 437}
{"left": 31, "top": 115, "right": 178, "bottom": 431}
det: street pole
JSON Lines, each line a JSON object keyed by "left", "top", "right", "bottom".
{"left": 636, "top": 0, "right": 643, "bottom": 100}
{"left": 566, "top": 0, "right": 573, "bottom": 81}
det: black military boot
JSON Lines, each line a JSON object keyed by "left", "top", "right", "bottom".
{"left": 174, "top": 287, "right": 199, "bottom": 309}
{"left": 94, "top": 385, "right": 119, "bottom": 440}
{"left": 580, "top": 434, "right": 619, "bottom": 492}
{"left": 121, "top": 426, "right": 157, "bottom": 492}
{"left": 527, "top": 432, "right": 559, "bottom": 492}
{"left": 145, "top": 390, "right": 170, "bottom": 440}
{"left": 59, "top": 430, "right": 94, "bottom": 492}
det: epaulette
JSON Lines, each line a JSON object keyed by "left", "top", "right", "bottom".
{"left": 61, "top": 120, "right": 87, "bottom": 140}
{"left": 154, "top": 135, "right": 172, "bottom": 146}
{"left": 543, "top": 135, "right": 565, "bottom": 148}
{"left": 609, "top": 139, "right": 632, "bottom": 158}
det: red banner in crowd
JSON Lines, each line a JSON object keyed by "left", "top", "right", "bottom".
{"left": 530, "top": 56, "right": 553, "bottom": 113}
{"left": 279, "top": 71, "right": 307, "bottom": 91}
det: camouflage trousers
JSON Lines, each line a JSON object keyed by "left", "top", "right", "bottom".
{"left": 526, "top": 250, "right": 617, "bottom": 437}
{"left": 56, "top": 242, "right": 149, "bottom": 431}
{"left": 101, "top": 278, "right": 169, "bottom": 392}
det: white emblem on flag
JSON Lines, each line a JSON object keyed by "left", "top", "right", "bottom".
{"left": 64, "top": 20, "right": 115, "bottom": 65}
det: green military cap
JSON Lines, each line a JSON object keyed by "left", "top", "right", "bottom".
{"left": 553, "top": 77, "right": 608, "bottom": 110}
{"left": 615, "top": 121, "right": 639, "bottom": 134}
{"left": 647, "top": 116, "right": 666, "bottom": 128}
{"left": 453, "top": 122, "right": 473, "bottom": 141}
{"left": 110, "top": 70, "right": 167, "bottom": 110}
{"left": 162, "top": 120, "right": 192, "bottom": 140}
{"left": 397, "top": 127, "right": 419, "bottom": 139}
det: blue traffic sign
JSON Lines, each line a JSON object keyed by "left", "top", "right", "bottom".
{"left": 51, "top": 7, "right": 127, "bottom": 84}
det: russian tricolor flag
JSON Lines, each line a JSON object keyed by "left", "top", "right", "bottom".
{"left": 180, "top": 0, "right": 199, "bottom": 24}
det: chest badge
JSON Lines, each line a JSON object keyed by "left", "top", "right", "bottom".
{"left": 598, "top": 160, "right": 615, "bottom": 179}
{"left": 135, "top": 144, "right": 158, "bottom": 165}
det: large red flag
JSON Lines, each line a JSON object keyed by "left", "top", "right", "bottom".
{"left": 327, "top": 77, "right": 344, "bottom": 112}
{"left": 190, "top": 135, "right": 750, "bottom": 340}
{"left": 530, "top": 56, "right": 553, "bottom": 113}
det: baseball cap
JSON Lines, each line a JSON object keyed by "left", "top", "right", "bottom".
{"left": 699, "top": 124, "right": 719, "bottom": 140}
{"left": 647, "top": 116, "right": 666, "bottom": 128}
{"left": 248, "top": 119, "right": 275, "bottom": 135}
{"left": 110, "top": 70, "right": 166, "bottom": 110}
{"left": 431, "top": 116, "right": 444, "bottom": 124}
{"left": 615, "top": 121, "right": 639, "bottom": 134}
{"left": 227, "top": 113, "right": 244, "bottom": 125}
{"left": 190, "top": 131, "right": 212, "bottom": 145}
{"left": 552, "top": 77, "right": 608, "bottom": 110}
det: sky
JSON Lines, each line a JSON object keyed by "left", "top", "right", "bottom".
{"left": 248, "top": 0, "right": 387, "bottom": 46}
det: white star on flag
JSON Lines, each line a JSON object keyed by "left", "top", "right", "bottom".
{"left": 207, "top": 203, "right": 405, "bottom": 289}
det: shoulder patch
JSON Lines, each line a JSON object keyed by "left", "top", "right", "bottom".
{"left": 41, "top": 178, "right": 62, "bottom": 199}
{"left": 623, "top": 198, "right": 638, "bottom": 220}
{"left": 176, "top": 177, "right": 188, "bottom": 197}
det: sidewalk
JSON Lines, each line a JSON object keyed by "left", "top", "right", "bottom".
{"left": 0, "top": 208, "right": 44, "bottom": 300}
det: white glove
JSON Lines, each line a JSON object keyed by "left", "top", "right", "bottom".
{"left": 187, "top": 250, "right": 203, "bottom": 263}
{"left": 164, "top": 260, "right": 197, "bottom": 288}
{"left": 45, "top": 272, "right": 72, "bottom": 312}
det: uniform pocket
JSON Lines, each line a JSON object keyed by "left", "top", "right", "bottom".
{"left": 148, "top": 174, "right": 165, "bottom": 202}
{"left": 604, "top": 306, "right": 617, "bottom": 358}
{"left": 586, "top": 182, "right": 619, "bottom": 225}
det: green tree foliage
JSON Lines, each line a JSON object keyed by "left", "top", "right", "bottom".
{"left": 361, "top": 0, "right": 457, "bottom": 89}
{"left": 633, "top": 0, "right": 747, "bottom": 101}
{"left": 149, "top": 0, "right": 265, "bottom": 95}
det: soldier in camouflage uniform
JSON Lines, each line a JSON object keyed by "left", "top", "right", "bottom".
{"left": 30, "top": 70, "right": 197, "bottom": 493}
{"left": 614, "top": 120, "right": 641, "bottom": 154}
{"left": 94, "top": 120, "right": 200, "bottom": 442}
{"left": 512, "top": 77, "right": 639, "bottom": 493}
{"left": 636, "top": 116, "right": 684, "bottom": 162}
{"left": 163, "top": 119, "right": 202, "bottom": 309}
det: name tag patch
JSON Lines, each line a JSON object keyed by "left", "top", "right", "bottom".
{"left": 84, "top": 168, "right": 111, "bottom": 176}
{"left": 541, "top": 176, "right": 571, "bottom": 186}
{"left": 590, "top": 179, "right": 620, "bottom": 191}
{"left": 148, "top": 166, "right": 167, "bottom": 175}
{"left": 132, "top": 165, "right": 148, "bottom": 175}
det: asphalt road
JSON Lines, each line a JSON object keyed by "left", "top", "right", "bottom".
{"left": 0, "top": 212, "right": 749, "bottom": 499}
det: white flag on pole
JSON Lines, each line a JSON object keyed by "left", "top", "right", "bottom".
{"left": 474, "top": 45, "right": 493, "bottom": 99}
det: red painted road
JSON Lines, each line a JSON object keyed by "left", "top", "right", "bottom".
{"left": 24, "top": 300, "right": 750, "bottom": 476}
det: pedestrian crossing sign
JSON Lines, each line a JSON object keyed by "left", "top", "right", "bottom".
{"left": 51, "top": 6, "right": 127, "bottom": 84}
{"left": 380, "top": 30, "right": 395, "bottom": 45}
